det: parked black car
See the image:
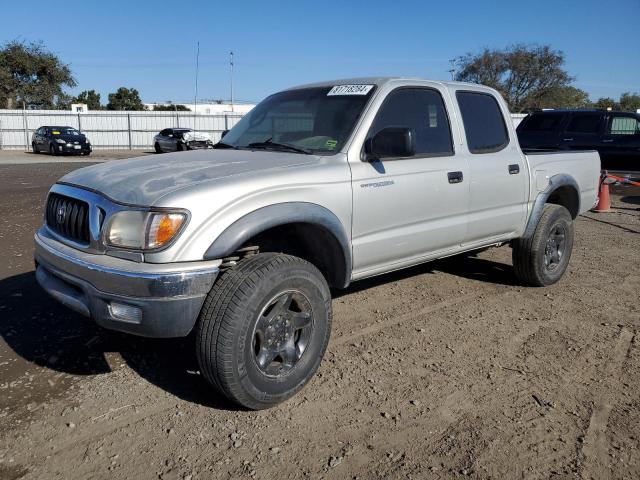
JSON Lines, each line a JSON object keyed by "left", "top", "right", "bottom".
{"left": 516, "top": 110, "right": 640, "bottom": 171}
{"left": 32, "top": 126, "right": 92, "bottom": 156}
{"left": 153, "top": 128, "right": 214, "bottom": 153}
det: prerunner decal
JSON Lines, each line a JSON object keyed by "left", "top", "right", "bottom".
{"left": 327, "top": 85, "right": 374, "bottom": 96}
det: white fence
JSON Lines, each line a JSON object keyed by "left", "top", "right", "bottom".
{"left": 0, "top": 110, "right": 244, "bottom": 150}
{"left": 0, "top": 109, "right": 529, "bottom": 151}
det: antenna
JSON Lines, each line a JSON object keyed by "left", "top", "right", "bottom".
{"left": 194, "top": 41, "right": 200, "bottom": 130}
{"left": 230, "top": 51, "right": 234, "bottom": 112}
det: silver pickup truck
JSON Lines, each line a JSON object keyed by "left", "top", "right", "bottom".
{"left": 35, "top": 77, "right": 600, "bottom": 409}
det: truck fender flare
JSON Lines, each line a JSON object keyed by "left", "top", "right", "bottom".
{"left": 203, "top": 202, "right": 352, "bottom": 286}
{"left": 523, "top": 173, "right": 580, "bottom": 238}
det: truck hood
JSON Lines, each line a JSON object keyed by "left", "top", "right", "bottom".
{"left": 59, "top": 149, "right": 318, "bottom": 205}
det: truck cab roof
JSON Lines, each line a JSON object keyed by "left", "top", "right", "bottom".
{"left": 286, "top": 76, "right": 497, "bottom": 92}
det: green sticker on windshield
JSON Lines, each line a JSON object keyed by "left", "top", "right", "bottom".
{"left": 325, "top": 139, "right": 337, "bottom": 150}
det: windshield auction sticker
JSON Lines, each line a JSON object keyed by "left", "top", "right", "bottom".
{"left": 327, "top": 85, "right": 374, "bottom": 96}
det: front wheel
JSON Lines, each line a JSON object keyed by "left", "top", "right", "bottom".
{"left": 154, "top": 142, "right": 162, "bottom": 153}
{"left": 512, "top": 204, "right": 574, "bottom": 286}
{"left": 32, "top": 142, "right": 39, "bottom": 154}
{"left": 196, "top": 253, "right": 332, "bottom": 410}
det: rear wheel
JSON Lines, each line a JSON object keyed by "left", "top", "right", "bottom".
{"left": 154, "top": 142, "right": 162, "bottom": 153}
{"left": 196, "top": 253, "right": 332, "bottom": 410}
{"left": 512, "top": 204, "right": 574, "bottom": 286}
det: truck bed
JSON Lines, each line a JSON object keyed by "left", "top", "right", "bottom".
{"left": 524, "top": 150, "right": 601, "bottom": 215}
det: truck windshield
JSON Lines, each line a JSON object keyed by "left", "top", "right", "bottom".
{"left": 220, "top": 86, "right": 376, "bottom": 154}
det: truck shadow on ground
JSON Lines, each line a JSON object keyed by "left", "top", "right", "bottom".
{"left": 0, "top": 253, "right": 518, "bottom": 409}
{"left": 0, "top": 271, "right": 239, "bottom": 411}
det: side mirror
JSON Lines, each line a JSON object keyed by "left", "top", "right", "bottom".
{"left": 220, "top": 129, "right": 229, "bottom": 139}
{"left": 168, "top": 134, "right": 174, "bottom": 138}
{"left": 364, "top": 127, "right": 415, "bottom": 160}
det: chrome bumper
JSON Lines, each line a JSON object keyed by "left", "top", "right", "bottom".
{"left": 34, "top": 228, "right": 220, "bottom": 337}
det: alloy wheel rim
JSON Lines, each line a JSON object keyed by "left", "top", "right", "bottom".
{"left": 251, "top": 290, "right": 314, "bottom": 377}
{"left": 544, "top": 224, "right": 566, "bottom": 272}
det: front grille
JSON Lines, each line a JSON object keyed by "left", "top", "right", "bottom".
{"left": 46, "top": 193, "right": 90, "bottom": 244}
{"left": 186, "top": 141, "right": 210, "bottom": 149}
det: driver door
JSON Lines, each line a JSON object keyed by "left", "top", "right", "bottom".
{"left": 350, "top": 87, "right": 469, "bottom": 276}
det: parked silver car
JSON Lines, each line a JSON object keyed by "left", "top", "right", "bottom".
{"left": 153, "top": 128, "right": 213, "bottom": 153}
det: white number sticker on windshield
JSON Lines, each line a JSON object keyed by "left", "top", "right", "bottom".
{"left": 327, "top": 85, "right": 374, "bottom": 96}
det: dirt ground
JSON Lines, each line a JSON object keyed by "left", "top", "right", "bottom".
{"left": 0, "top": 161, "right": 638, "bottom": 480}
{"left": 0, "top": 150, "right": 151, "bottom": 165}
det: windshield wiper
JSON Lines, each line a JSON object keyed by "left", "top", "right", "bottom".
{"left": 213, "top": 141, "right": 239, "bottom": 149}
{"left": 246, "top": 139, "right": 311, "bottom": 154}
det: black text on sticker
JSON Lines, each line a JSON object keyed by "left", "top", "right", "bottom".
{"left": 327, "top": 85, "right": 374, "bottom": 96}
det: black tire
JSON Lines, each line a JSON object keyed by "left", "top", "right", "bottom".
{"left": 154, "top": 142, "right": 162, "bottom": 153}
{"left": 177, "top": 142, "right": 184, "bottom": 151}
{"left": 196, "top": 253, "right": 332, "bottom": 410}
{"left": 512, "top": 204, "right": 574, "bottom": 286}
{"left": 32, "top": 142, "right": 39, "bottom": 154}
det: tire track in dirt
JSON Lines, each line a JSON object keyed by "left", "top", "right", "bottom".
{"left": 331, "top": 290, "right": 506, "bottom": 347}
{"left": 580, "top": 327, "right": 635, "bottom": 480}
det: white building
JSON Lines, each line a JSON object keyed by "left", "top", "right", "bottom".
{"left": 144, "top": 101, "right": 255, "bottom": 115}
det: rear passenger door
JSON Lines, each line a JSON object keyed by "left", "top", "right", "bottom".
{"left": 560, "top": 112, "right": 604, "bottom": 151}
{"left": 158, "top": 129, "right": 171, "bottom": 150}
{"left": 350, "top": 86, "right": 469, "bottom": 274}
{"left": 455, "top": 90, "right": 528, "bottom": 243}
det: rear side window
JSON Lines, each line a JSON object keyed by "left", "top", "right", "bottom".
{"left": 369, "top": 87, "right": 454, "bottom": 156}
{"left": 608, "top": 116, "right": 640, "bottom": 135}
{"left": 565, "top": 114, "right": 602, "bottom": 134}
{"left": 519, "top": 113, "right": 564, "bottom": 132}
{"left": 456, "top": 91, "right": 509, "bottom": 153}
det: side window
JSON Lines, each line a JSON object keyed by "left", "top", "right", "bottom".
{"left": 564, "top": 114, "right": 602, "bottom": 134}
{"left": 456, "top": 91, "right": 509, "bottom": 153}
{"left": 159, "top": 129, "right": 170, "bottom": 136}
{"left": 607, "top": 116, "right": 640, "bottom": 135}
{"left": 518, "top": 113, "right": 564, "bottom": 133}
{"left": 368, "top": 88, "right": 453, "bottom": 157}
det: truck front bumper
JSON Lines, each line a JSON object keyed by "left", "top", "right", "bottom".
{"left": 34, "top": 229, "right": 220, "bottom": 338}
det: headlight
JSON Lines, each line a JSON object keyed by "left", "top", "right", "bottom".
{"left": 106, "top": 211, "right": 187, "bottom": 250}
{"left": 55, "top": 139, "right": 66, "bottom": 144}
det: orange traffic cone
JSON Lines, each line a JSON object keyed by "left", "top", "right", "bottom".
{"left": 592, "top": 172, "right": 611, "bottom": 213}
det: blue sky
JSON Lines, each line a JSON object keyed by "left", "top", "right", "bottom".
{"left": 3, "top": 0, "right": 639, "bottom": 104}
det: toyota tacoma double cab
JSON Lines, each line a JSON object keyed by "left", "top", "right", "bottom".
{"left": 35, "top": 77, "right": 600, "bottom": 409}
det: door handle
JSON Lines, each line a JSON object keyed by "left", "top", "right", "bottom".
{"left": 562, "top": 138, "right": 574, "bottom": 141}
{"left": 602, "top": 139, "right": 614, "bottom": 143}
{"left": 447, "top": 171, "right": 463, "bottom": 184}
{"left": 508, "top": 164, "right": 520, "bottom": 175}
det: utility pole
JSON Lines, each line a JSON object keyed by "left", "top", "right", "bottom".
{"left": 194, "top": 41, "right": 200, "bottom": 130}
{"left": 230, "top": 51, "right": 234, "bottom": 112}
{"left": 448, "top": 59, "right": 456, "bottom": 81}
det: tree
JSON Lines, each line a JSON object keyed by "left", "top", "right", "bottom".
{"left": 619, "top": 92, "right": 640, "bottom": 112}
{"left": 153, "top": 104, "right": 191, "bottom": 111}
{"left": 534, "top": 86, "right": 591, "bottom": 110}
{"left": 106, "top": 87, "right": 145, "bottom": 110}
{"left": 0, "top": 40, "right": 76, "bottom": 109}
{"left": 454, "top": 44, "right": 575, "bottom": 112}
{"left": 73, "top": 90, "right": 102, "bottom": 110}
{"left": 592, "top": 97, "right": 621, "bottom": 111}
